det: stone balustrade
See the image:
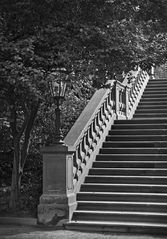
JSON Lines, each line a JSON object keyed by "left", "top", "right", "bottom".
{"left": 38, "top": 66, "right": 151, "bottom": 226}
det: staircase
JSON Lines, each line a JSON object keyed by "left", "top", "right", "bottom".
{"left": 66, "top": 77, "right": 167, "bottom": 234}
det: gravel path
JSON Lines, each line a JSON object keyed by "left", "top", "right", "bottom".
{"left": 0, "top": 225, "right": 166, "bottom": 239}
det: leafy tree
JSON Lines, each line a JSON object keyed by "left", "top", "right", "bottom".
{"left": 1, "top": 0, "right": 167, "bottom": 210}
{"left": 0, "top": 49, "right": 44, "bottom": 208}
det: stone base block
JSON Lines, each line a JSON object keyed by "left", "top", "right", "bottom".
{"left": 37, "top": 194, "right": 76, "bottom": 226}
{"left": 38, "top": 203, "right": 68, "bottom": 226}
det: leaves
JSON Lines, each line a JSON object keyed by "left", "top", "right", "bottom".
{"left": 1, "top": 0, "right": 167, "bottom": 211}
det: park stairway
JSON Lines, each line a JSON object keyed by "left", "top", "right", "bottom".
{"left": 66, "top": 77, "right": 167, "bottom": 234}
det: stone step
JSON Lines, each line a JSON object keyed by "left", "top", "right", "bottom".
{"left": 143, "top": 94, "right": 167, "bottom": 99}
{"left": 137, "top": 105, "right": 167, "bottom": 109}
{"left": 81, "top": 183, "right": 167, "bottom": 193}
{"left": 77, "top": 201, "right": 167, "bottom": 213}
{"left": 99, "top": 148, "right": 167, "bottom": 154}
{"left": 140, "top": 97, "right": 167, "bottom": 101}
{"left": 115, "top": 119, "right": 167, "bottom": 124}
{"left": 134, "top": 113, "right": 167, "bottom": 118}
{"left": 96, "top": 154, "right": 167, "bottom": 161}
{"left": 106, "top": 135, "right": 167, "bottom": 141}
{"left": 112, "top": 124, "right": 167, "bottom": 129}
{"left": 72, "top": 210, "right": 167, "bottom": 223}
{"left": 93, "top": 160, "right": 167, "bottom": 168}
{"left": 146, "top": 85, "right": 167, "bottom": 89}
{"left": 149, "top": 77, "right": 167, "bottom": 79}
{"left": 144, "top": 88, "right": 167, "bottom": 91}
{"left": 145, "top": 81, "right": 167, "bottom": 84}
{"left": 137, "top": 106, "right": 167, "bottom": 110}
{"left": 103, "top": 141, "right": 167, "bottom": 147}
{"left": 145, "top": 88, "right": 167, "bottom": 92}
{"left": 139, "top": 101, "right": 167, "bottom": 105}
{"left": 148, "top": 79, "right": 167, "bottom": 82}
{"left": 143, "top": 93, "right": 167, "bottom": 97}
{"left": 66, "top": 220, "right": 167, "bottom": 234}
{"left": 68, "top": 75, "right": 167, "bottom": 233}
{"left": 136, "top": 109, "right": 167, "bottom": 113}
{"left": 85, "top": 175, "right": 167, "bottom": 185}
{"left": 146, "top": 84, "right": 167, "bottom": 87}
{"left": 77, "top": 192, "right": 167, "bottom": 203}
{"left": 147, "top": 81, "right": 167, "bottom": 85}
{"left": 89, "top": 168, "right": 167, "bottom": 176}
{"left": 109, "top": 129, "right": 167, "bottom": 135}
{"left": 143, "top": 92, "right": 167, "bottom": 96}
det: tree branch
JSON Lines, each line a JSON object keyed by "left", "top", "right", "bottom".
{"left": 10, "top": 105, "right": 17, "bottom": 137}
{"left": 16, "top": 116, "right": 29, "bottom": 143}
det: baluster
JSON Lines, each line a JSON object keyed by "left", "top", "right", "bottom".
{"left": 137, "top": 74, "right": 143, "bottom": 89}
{"left": 83, "top": 130, "right": 92, "bottom": 164}
{"left": 104, "top": 98, "right": 110, "bottom": 121}
{"left": 78, "top": 141, "right": 86, "bottom": 175}
{"left": 125, "top": 86, "right": 130, "bottom": 118}
{"left": 134, "top": 78, "right": 139, "bottom": 93}
{"left": 121, "top": 88, "right": 126, "bottom": 116}
{"left": 123, "top": 88, "right": 126, "bottom": 116}
{"left": 137, "top": 73, "right": 145, "bottom": 93}
{"left": 81, "top": 134, "right": 88, "bottom": 164}
{"left": 119, "top": 88, "right": 124, "bottom": 116}
{"left": 119, "top": 88, "right": 121, "bottom": 114}
{"left": 131, "top": 83, "right": 137, "bottom": 101}
{"left": 130, "top": 87, "right": 135, "bottom": 109}
{"left": 80, "top": 133, "right": 92, "bottom": 171}
{"left": 90, "top": 120, "right": 98, "bottom": 150}
{"left": 119, "top": 87, "right": 122, "bottom": 116}
{"left": 87, "top": 125, "right": 93, "bottom": 149}
{"left": 92, "top": 114, "right": 101, "bottom": 148}
{"left": 101, "top": 104, "right": 107, "bottom": 128}
{"left": 115, "top": 82, "right": 120, "bottom": 119}
{"left": 72, "top": 152, "right": 78, "bottom": 186}
{"left": 121, "top": 88, "right": 124, "bottom": 115}
{"left": 107, "top": 92, "right": 114, "bottom": 115}
{"left": 96, "top": 110, "right": 103, "bottom": 135}
{"left": 135, "top": 80, "right": 140, "bottom": 93}
{"left": 74, "top": 145, "right": 82, "bottom": 181}
{"left": 86, "top": 125, "right": 93, "bottom": 157}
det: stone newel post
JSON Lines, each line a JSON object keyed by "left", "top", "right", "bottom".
{"left": 37, "top": 143, "right": 76, "bottom": 226}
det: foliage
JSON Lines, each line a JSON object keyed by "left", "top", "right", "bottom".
{"left": 1, "top": 0, "right": 167, "bottom": 212}
{"left": 1, "top": 0, "right": 166, "bottom": 82}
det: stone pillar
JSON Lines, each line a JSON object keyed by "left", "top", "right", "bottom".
{"left": 37, "top": 143, "right": 76, "bottom": 226}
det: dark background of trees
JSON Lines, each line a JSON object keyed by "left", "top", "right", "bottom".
{"left": 1, "top": 0, "right": 167, "bottom": 215}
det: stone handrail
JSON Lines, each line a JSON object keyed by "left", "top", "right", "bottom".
{"left": 65, "top": 80, "right": 116, "bottom": 193}
{"left": 65, "top": 67, "right": 150, "bottom": 196}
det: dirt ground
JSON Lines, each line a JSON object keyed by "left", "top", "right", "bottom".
{"left": 0, "top": 225, "right": 167, "bottom": 239}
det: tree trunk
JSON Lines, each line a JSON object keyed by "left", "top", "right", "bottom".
{"left": 9, "top": 103, "right": 39, "bottom": 210}
{"left": 9, "top": 141, "right": 21, "bottom": 210}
